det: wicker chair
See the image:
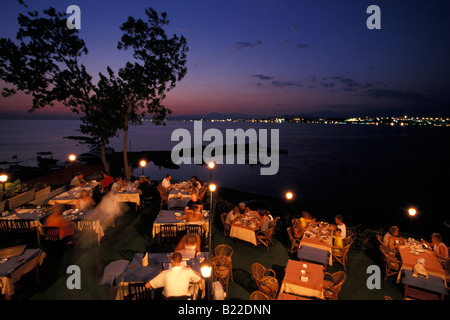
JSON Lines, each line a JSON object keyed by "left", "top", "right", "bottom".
{"left": 287, "top": 227, "right": 300, "bottom": 254}
{"left": 214, "top": 244, "right": 233, "bottom": 281}
{"left": 220, "top": 212, "right": 231, "bottom": 238}
{"left": 212, "top": 256, "right": 231, "bottom": 294}
{"left": 198, "top": 184, "right": 207, "bottom": 200}
{"left": 259, "top": 276, "right": 278, "bottom": 299}
{"left": 331, "top": 237, "right": 353, "bottom": 270}
{"left": 250, "top": 290, "right": 271, "bottom": 300}
{"left": 157, "top": 184, "right": 169, "bottom": 209}
{"left": 256, "top": 225, "right": 275, "bottom": 250}
{"left": 376, "top": 234, "right": 385, "bottom": 246}
{"left": 323, "top": 271, "right": 346, "bottom": 300}
{"left": 379, "top": 245, "right": 401, "bottom": 281}
{"left": 251, "top": 262, "right": 276, "bottom": 291}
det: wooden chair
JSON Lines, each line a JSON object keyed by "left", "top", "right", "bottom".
{"left": 269, "top": 216, "right": 280, "bottom": 231}
{"left": 75, "top": 220, "right": 97, "bottom": 246}
{"left": 159, "top": 224, "right": 178, "bottom": 249}
{"left": 256, "top": 226, "right": 276, "bottom": 250}
{"left": 385, "top": 296, "right": 393, "bottom": 300}
{"left": 157, "top": 184, "right": 168, "bottom": 209}
{"left": 287, "top": 227, "right": 300, "bottom": 254}
{"left": 379, "top": 245, "right": 401, "bottom": 281}
{"left": 212, "top": 256, "right": 231, "bottom": 295}
{"left": 331, "top": 237, "right": 353, "bottom": 270}
{"left": 323, "top": 271, "right": 346, "bottom": 300}
{"left": 251, "top": 262, "right": 276, "bottom": 292}
{"left": 259, "top": 276, "right": 278, "bottom": 299}
{"left": 42, "top": 227, "right": 60, "bottom": 242}
{"left": 214, "top": 244, "right": 233, "bottom": 281}
{"left": 127, "top": 282, "right": 154, "bottom": 300}
{"left": 250, "top": 290, "right": 271, "bottom": 300}
{"left": 185, "top": 224, "right": 203, "bottom": 237}
{"left": 220, "top": 212, "right": 231, "bottom": 238}
{"left": 10, "top": 219, "right": 40, "bottom": 246}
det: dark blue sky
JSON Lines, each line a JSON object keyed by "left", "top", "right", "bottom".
{"left": 1, "top": 0, "right": 449, "bottom": 119}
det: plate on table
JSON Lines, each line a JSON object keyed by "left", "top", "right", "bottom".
{"left": 174, "top": 212, "right": 181, "bottom": 217}
{"left": 0, "top": 258, "right": 8, "bottom": 263}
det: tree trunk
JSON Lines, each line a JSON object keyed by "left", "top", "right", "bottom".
{"left": 123, "top": 101, "right": 133, "bottom": 179}
{"left": 100, "top": 138, "right": 110, "bottom": 174}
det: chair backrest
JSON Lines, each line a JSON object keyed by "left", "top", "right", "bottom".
{"left": 0, "top": 220, "right": 10, "bottom": 232}
{"left": 287, "top": 227, "right": 294, "bottom": 242}
{"left": 128, "top": 282, "right": 153, "bottom": 300}
{"left": 43, "top": 226, "right": 60, "bottom": 241}
{"left": 77, "top": 220, "right": 95, "bottom": 231}
{"left": 269, "top": 216, "right": 279, "bottom": 229}
{"left": 157, "top": 185, "right": 168, "bottom": 199}
{"left": 10, "top": 219, "right": 33, "bottom": 232}
{"left": 215, "top": 244, "right": 233, "bottom": 258}
{"left": 250, "top": 291, "right": 270, "bottom": 300}
{"left": 221, "top": 213, "right": 230, "bottom": 229}
{"left": 251, "top": 262, "right": 276, "bottom": 282}
{"left": 186, "top": 224, "right": 203, "bottom": 237}
{"left": 376, "top": 234, "right": 384, "bottom": 245}
{"left": 160, "top": 224, "right": 178, "bottom": 239}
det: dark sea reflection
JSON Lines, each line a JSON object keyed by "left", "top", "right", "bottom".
{"left": 1, "top": 120, "right": 449, "bottom": 236}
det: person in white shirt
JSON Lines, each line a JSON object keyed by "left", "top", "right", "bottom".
{"left": 225, "top": 206, "right": 241, "bottom": 225}
{"left": 110, "top": 177, "right": 123, "bottom": 194}
{"left": 70, "top": 173, "right": 86, "bottom": 188}
{"left": 334, "top": 215, "right": 347, "bottom": 239}
{"left": 161, "top": 174, "right": 173, "bottom": 190}
{"left": 145, "top": 252, "right": 202, "bottom": 299}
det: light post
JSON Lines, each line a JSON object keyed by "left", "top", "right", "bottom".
{"left": 208, "top": 183, "right": 217, "bottom": 254}
{"left": 208, "top": 161, "right": 215, "bottom": 181}
{"left": 0, "top": 174, "right": 7, "bottom": 201}
{"left": 285, "top": 191, "right": 294, "bottom": 226}
{"left": 69, "top": 154, "right": 76, "bottom": 179}
{"left": 139, "top": 160, "right": 147, "bottom": 176}
{"left": 200, "top": 259, "right": 213, "bottom": 300}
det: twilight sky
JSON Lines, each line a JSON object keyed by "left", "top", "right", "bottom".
{"left": 0, "top": 0, "right": 449, "bottom": 119}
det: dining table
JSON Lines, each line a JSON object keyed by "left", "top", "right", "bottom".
{"left": 152, "top": 209, "right": 209, "bottom": 239}
{"left": 396, "top": 240, "right": 448, "bottom": 299}
{"left": 48, "top": 181, "right": 100, "bottom": 206}
{"left": 229, "top": 214, "right": 262, "bottom": 247}
{"left": 279, "top": 259, "right": 325, "bottom": 300}
{"left": 167, "top": 182, "right": 192, "bottom": 209}
{"left": 0, "top": 248, "right": 46, "bottom": 299}
{"left": 62, "top": 209, "right": 105, "bottom": 244}
{"left": 112, "top": 252, "right": 208, "bottom": 300}
{"left": 297, "top": 223, "right": 333, "bottom": 266}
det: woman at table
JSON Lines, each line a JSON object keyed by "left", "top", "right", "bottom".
{"left": 75, "top": 190, "right": 96, "bottom": 210}
{"left": 189, "top": 175, "right": 202, "bottom": 193}
{"left": 238, "top": 202, "right": 250, "bottom": 215}
{"left": 383, "top": 226, "right": 404, "bottom": 253}
{"left": 175, "top": 234, "right": 201, "bottom": 255}
{"left": 422, "top": 233, "right": 449, "bottom": 263}
{"left": 257, "top": 210, "right": 271, "bottom": 232}
{"left": 292, "top": 219, "right": 304, "bottom": 239}
{"left": 44, "top": 204, "right": 74, "bottom": 242}
{"left": 332, "top": 215, "right": 347, "bottom": 239}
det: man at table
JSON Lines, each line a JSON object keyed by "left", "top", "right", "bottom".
{"left": 145, "top": 252, "right": 202, "bottom": 300}
{"left": 111, "top": 177, "right": 123, "bottom": 194}
{"left": 70, "top": 173, "right": 86, "bottom": 188}
{"left": 238, "top": 202, "right": 250, "bottom": 215}
{"left": 185, "top": 193, "right": 203, "bottom": 212}
{"left": 161, "top": 174, "right": 173, "bottom": 190}
{"left": 99, "top": 171, "right": 114, "bottom": 190}
{"left": 422, "top": 233, "right": 449, "bottom": 263}
{"left": 75, "top": 190, "right": 96, "bottom": 210}
{"left": 137, "top": 176, "right": 152, "bottom": 199}
{"left": 225, "top": 206, "right": 241, "bottom": 225}
{"left": 383, "top": 226, "right": 404, "bottom": 253}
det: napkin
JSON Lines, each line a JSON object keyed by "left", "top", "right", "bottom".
{"left": 142, "top": 252, "right": 149, "bottom": 267}
{"left": 413, "top": 258, "right": 428, "bottom": 278}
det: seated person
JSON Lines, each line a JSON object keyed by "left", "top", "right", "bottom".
{"left": 110, "top": 177, "right": 123, "bottom": 193}
{"left": 257, "top": 210, "right": 271, "bottom": 232}
{"left": 70, "top": 173, "right": 86, "bottom": 188}
{"left": 145, "top": 252, "right": 202, "bottom": 300}
{"left": 137, "top": 175, "right": 152, "bottom": 199}
{"left": 175, "top": 234, "right": 201, "bottom": 256}
{"left": 75, "top": 190, "right": 96, "bottom": 210}
{"left": 225, "top": 206, "right": 241, "bottom": 225}
{"left": 189, "top": 175, "right": 202, "bottom": 192}
{"left": 238, "top": 202, "right": 250, "bottom": 215}
{"left": 185, "top": 193, "right": 203, "bottom": 212}
{"left": 99, "top": 171, "right": 114, "bottom": 190}
{"left": 177, "top": 205, "right": 205, "bottom": 223}
{"left": 332, "top": 215, "right": 347, "bottom": 238}
{"left": 292, "top": 219, "right": 304, "bottom": 239}
{"left": 383, "top": 226, "right": 404, "bottom": 253}
{"left": 44, "top": 204, "right": 74, "bottom": 241}
{"left": 299, "top": 211, "right": 316, "bottom": 230}
{"left": 332, "top": 228, "right": 344, "bottom": 250}
{"left": 422, "top": 233, "right": 449, "bottom": 263}
{"left": 161, "top": 174, "right": 173, "bottom": 190}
